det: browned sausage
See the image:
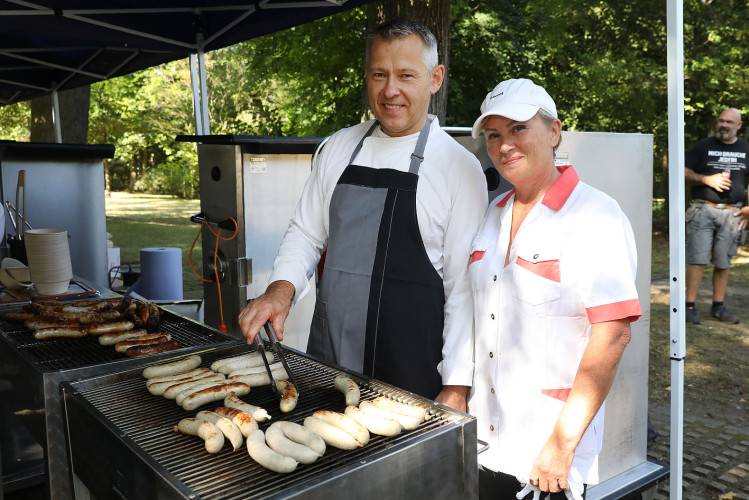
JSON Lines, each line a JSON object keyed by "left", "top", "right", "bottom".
{"left": 124, "top": 339, "right": 180, "bottom": 357}
{"left": 114, "top": 334, "right": 171, "bottom": 352}
{"left": 0, "top": 311, "right": 38, "bottom": 323}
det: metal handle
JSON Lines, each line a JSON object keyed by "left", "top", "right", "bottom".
{"left": 477, "top": 439, "right": 490, "bottom": 455}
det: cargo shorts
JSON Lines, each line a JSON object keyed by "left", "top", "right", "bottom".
{"left": 685, "top": 202, "right": 743, "bottom": 268}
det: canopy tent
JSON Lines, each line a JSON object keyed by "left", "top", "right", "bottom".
{"left": 0, "top": 0, "right": 372, "bottom": 106}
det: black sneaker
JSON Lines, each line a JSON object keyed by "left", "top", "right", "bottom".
{"left": 711, "top": 305, "right": 740, "bottom": 324}
{"left": 685, "top": 307, "right": 701, "bottom": 325}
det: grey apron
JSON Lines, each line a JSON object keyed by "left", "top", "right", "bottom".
{"left": 307, "top": 120, "right": 444, "bottom": 399}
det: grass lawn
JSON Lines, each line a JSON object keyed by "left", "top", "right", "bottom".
{"left": 105, "top": 192, "right": 204, "bottom": 299}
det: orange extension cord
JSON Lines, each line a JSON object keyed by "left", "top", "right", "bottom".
{"left": 189, "top": 217, "right": 238, "bottom": 332}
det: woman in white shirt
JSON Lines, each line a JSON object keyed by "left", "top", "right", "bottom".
{"left": 467, "top": 78, "right": 641, "bottom": 500}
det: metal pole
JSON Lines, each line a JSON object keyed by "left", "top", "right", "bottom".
{"left": 198, "top": 48, "right": 210, "bottom": 135}
{"left": 52, "top": 89, "right": 62, "bottom": 143}
{"left": 189, "top": 54, "right": 203, "bottom": 136}
{"left": 666, "top": 0, "right": 685, "bottom": 498}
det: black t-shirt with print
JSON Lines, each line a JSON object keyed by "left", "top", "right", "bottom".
{"left": 686, "top": 136, "right": 749, "bottom": 204}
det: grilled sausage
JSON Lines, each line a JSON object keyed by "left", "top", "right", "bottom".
{"left": 195, "top": 411, "right": 244, "bottom": 451}
{"left": 344, "top": 405, "right": 401, "bottom": 437}
{"left": 124, "top": 339, "right": 179, "bottom": 357}
{"left": 246, "top": 429, "right": 298, "bottom": 473}
{"left": 0, "top": 311, "right": 37, "bottom": 323}
{"left": 268, "top": 421, "right": 325, "bottom": 457}
{"left": 229, "top": 368, "right": 289, "bottom": 387}
{"left": 359, "top": 401, "right": 421, "bottom": 431}
{"left": 98, "top": 329, "right": 149, "bottom": 346}
{"left": 334, "top": 374, "right": 360, "bottom": 407}
{"left": 146, "top": 367, "right": 210, "bottom": 385}
{"left": 175, "top": 418, "right": 224, "bottom": 454}
{"left": 226, "top": 361, "right": 283, "bottom": 378}
{"left": 277, "top": 380, "right": 298, "bottom": 413}
{"left": 265, "top": 423, "right": 320, "bottom": 464}
{"left": 303, "top": 416, "right": 359, "bottom": 450}
{"left": 210, "top": 352, "right": 266, "bottom": 373}
{"left": 223, "top": 392, "right": 271, "bottom": 422}
{"left": 147, "top": 370, "right": 217, "bottom": 396}
{"left": 114, "top": 334, "right": 171, "bottom": 353}
{"left": 86, "top": 320, "right": 136, "bottom": 336}
{"left": 311, "top": 410, "right": 369, "bottom": 447}
{"left": 212, "top": 407, "right": 259, "bottom": 438}
{"left": 165, "top": 374, "right": 226, "bottom": 400}
{"left": 32, "top": 327, "right": 89, "bottom": 339}
{"left": 371, "top": 397, "right": 427, "bottom": 421}
{"left": 142, "top": 354, "right": 203, "bottom": 379}
{"left": 181, "top": 382, "right": 251, "bottom": 412}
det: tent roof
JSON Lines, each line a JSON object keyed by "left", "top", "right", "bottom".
{"left": 0, "top": 0, "right": 371, "bottom": 105}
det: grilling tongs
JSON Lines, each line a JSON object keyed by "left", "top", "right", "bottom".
{"left": 253, "top": 321, "right": 299, "bottom": 398}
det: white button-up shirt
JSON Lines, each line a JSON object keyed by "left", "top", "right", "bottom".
{"left": 467, "top": 165, "right": 641, "bottom": 484}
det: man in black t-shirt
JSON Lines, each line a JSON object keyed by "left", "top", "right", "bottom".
{"left": 684, "top": 108, "right": 749, "bottom": 324}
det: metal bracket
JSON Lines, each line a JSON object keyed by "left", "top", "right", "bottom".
{"left": 231, "top": 257, "right": 252, "bottom": 286}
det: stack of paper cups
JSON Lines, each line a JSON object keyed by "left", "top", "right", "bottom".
{"left": 25, "top": 228, "right": 73, "bottom": 296}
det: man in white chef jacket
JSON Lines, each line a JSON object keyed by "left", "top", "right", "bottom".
{"left": 238, "top": 18, "right": 487, "bottom": 410}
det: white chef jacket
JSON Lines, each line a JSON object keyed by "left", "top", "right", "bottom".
{"left": 467, "top": 165, "right": 641, "bottom": 484}
{"left": 269, "top": 116, "right": 488, "bottom": 386}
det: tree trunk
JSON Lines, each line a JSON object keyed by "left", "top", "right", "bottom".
{"left": 365, "top": 0, "right": 451, "bottom": 124}
{"left": 29, "top": 86, "right": 91, "bottom": 143}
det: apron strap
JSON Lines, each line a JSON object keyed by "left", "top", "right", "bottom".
{"left": 349, "top": 121, "right": 381, "bottom": 165}
{"left": 409, "top": 118, "right": 431, "bottom": 174}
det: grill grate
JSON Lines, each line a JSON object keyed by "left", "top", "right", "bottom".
{"left": 73, "top": 349, "right": 460, "bottom": 500}
{"left": 0, "top": 308, "right": 235, "bottom": 371}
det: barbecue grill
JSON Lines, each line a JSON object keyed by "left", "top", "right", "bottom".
{"left": 0, "top": 304, "right": 242, "bottom": 499}
{"left": 62, "top": 344, "right": 478, "bottom": 499}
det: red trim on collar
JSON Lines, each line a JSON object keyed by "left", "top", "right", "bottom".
{"left": 542, "top": 165, "right": 579, "bottom": 210}
{"left": 495, "top": 189, "right": 516, "bottom": 207}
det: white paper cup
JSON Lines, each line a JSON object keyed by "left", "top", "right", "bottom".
{"left": 25, "top": 229, "right": 73, "bottom": 287}
{"left": 35, "top": 280, "right": 70, "bottom": 296}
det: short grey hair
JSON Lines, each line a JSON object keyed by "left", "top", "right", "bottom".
{"left": 538, "top": 108, "right": 562, "bottom": 153}
{"left": 365, "top": 18, "right": 439, "bottom": 71}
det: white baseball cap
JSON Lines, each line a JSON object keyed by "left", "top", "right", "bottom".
{"left": 471, "top": 78, "right": 558, "bottom": 138}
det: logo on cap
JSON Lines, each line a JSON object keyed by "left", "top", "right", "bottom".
{"left": 490, "top": 91, "right": 504, "bottom": 99}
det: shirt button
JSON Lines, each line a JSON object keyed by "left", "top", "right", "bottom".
{"left": 493, "top": 275, "right": 497, "bottom": 281}
{"left": 489, "top": 352, "right": 493, "bottom": 358}
{"left": 490, "top": 314, "right": 495, "bottom": 320}
{"left": 490, "top": 388, "right": 495, "bottom": 394}
{"left": 490, "top": 425, "right": 494, "bottom": 431}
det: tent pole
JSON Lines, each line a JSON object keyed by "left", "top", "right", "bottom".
{"left": 189, "top": 54, "right": 203, "bottom": 136}
{"left": 198, "top": 48, "right": 210, "bottom": 135}
{"left": 52, "top": 90, "right": 62, "bottom": 143}
{"left": 666, "top": 0, "right": 685, "bottom": 498}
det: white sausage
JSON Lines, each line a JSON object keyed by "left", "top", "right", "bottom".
{"left": 334, "top": 374, "right": 360, "bottom": 407}
{"left": 195, "top": 411, "right": 244, "bottom": 451}
{"left": 143, "top": 354, "right": 202, "bottom": 379}
{"left": 211, "top": 352, "right": 266, "bottom": 373}
{"left": 224, "top": 392, "right": 271, "bottom": 422}
{"left": 359, "top": 401, "right": 421, "bottom": 431}
{"left": 312, "top": 410, "right": 369, "bottom": 446}
{"left": 303, "top": 416, "right": 359, "bottom": 450}
{"left": 246, "top": 429, "right": 298, "bottom": 473}
{"left": 227, "top": 361, "right": 284, "bottom": 378}
{"left": 212, "top": 407, "right": 259, "bottom": 437}
{"left": 164, "top": 373, "right": 226, "bottom": 400}
{"left": 174, "top": 418, "right": 224, "bottom": 454}
{"left": 344, "top": 405, "right": 402, "bottom": 437}
{"left": 147, "top": 370, "right": 216, "bottom": 396}
{"left": 271, "top": 421, "right": 325, "bottom": 456}
{"left": 174, "top": 379, "right": 228, "bottom": 405}
{"left": 229, "top": 368, "right": 288, "bottom": 387}
{"left": 181, "top": 382, "right": 251, "bottom": 411}
{"left": 98, "top": 329, "right": 149, "bottom": 346}
{"left": 265, "top": 423, "right": 320, "bottom": 464}
{"left": 371, "top": 397, "right": 427, "bottom": 421}
{"left": 215, "top": 354, "right": 272, "bottom": 375}
{"left": 146, "top": 367, "right": 211, "bottom": 386}
{"left": 277, "top": 380, "right": 298, "bottom": 413}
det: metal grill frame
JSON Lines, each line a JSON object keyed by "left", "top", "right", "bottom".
{"left": 0, "top": 305, "right": 241, "bottom": 500}
{"left": 62, "top": 344, "right": 478, "bottom": 500}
